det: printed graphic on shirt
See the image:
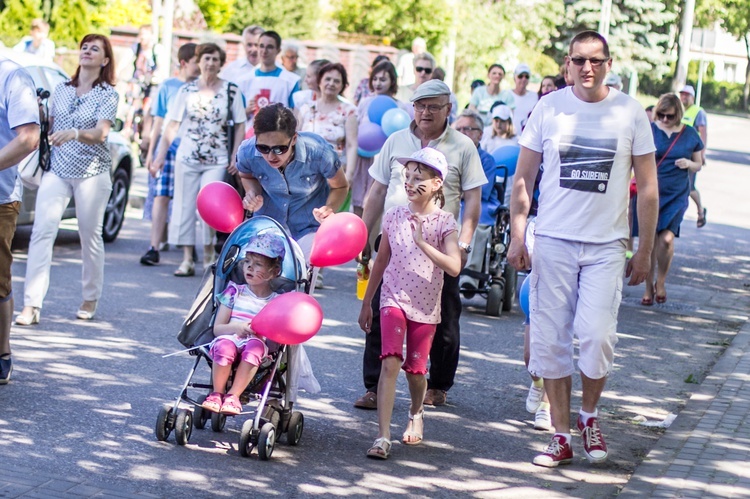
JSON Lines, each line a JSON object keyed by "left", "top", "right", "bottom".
{"left": 558, "top": 135, "right": 618, "bottom": 193}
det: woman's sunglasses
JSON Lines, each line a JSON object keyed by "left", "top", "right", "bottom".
{"left": 656, "top": 112, "right": 676, "bottom": 121}
{"left": 255, "top": 137, "right": 293, "bottom": 155}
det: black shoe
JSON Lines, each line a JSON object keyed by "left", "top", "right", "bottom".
{"left": 140, "top": 248, "right": 160, "bottom": 266}
{"left": 0, "top": 356, "right": 12, "bottom": 385}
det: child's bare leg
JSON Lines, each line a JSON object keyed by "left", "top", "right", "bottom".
{"left": 376, "top": 356, "right": 401, "bottom": 440}
{"left": 228, "top": 362, "right": 259, "bottom": 397}
{"left": 212, "top": 364, "right": 232, "bottom": 394}
{"left": 404, "top": 372, "right": 426, "bottom": 441}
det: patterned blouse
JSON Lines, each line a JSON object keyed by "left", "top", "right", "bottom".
{"left": 166, "top": 80, "right": 247, "bottom": 167}
{"left": 297, "top": 97, "right": 356, "bottom": 166}
{"left": 49, "top": 82, "right": 118, "bottom": 178}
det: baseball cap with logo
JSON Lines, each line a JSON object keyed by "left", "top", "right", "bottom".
{"left": 680, "top": 85, "right": 696, "bottom": 97}
{"left": 397, "top": 147, "right": 448, "bottom": 179}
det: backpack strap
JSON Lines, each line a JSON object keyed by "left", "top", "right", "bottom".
{"left": 226, "top": 82, "right": 237, "bottom": 156}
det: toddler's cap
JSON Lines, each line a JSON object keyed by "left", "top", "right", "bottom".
{"left": 245, "top": 233, "right": 285, "bottom": 260}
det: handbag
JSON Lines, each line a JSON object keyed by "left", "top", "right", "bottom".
{"left": 19, "top": 90, "right": 51, "bottom": 190}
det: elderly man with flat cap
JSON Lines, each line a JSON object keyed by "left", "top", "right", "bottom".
{"left": 354, "top": 79, "right": 487, "bottom": 410}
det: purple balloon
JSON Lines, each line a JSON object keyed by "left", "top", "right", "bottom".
{"left": 358, "top": 122, "right": 388, "bottom": 152}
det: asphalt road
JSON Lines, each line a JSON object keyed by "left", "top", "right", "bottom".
{"left": 2, "top": 113, "right": 749, "bottom": 498}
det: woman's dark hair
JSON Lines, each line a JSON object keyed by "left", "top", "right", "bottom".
{"left": 488, "top": 63, "right": 505, "bottom": 76}
{"left": 538, "top": 75, "right": 557, "bottom": 98}
{"left": 68, "top": 34, "right": 116, "bottom": 88}
{"left": 368, "top": 60, "right": 398, "bottom": 95}
{"left": 254, "top": 103, "right": 297, "bottom": 137}
{"left": 197, "top": 43, "right": 226, "bottom": 66}
{"left": 317, "top": 62, "right": 349, "bottom": 94}
{"left": 371, "top": 54, "right": 390, "bottom": 67}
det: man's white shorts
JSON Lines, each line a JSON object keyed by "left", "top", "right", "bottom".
{"left": 528, "top": 235, "right": 626, "bottom": 380}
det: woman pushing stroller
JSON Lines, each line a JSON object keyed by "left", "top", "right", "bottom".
{"left": 201, "top": 232, "right": 285, "bottom": 416}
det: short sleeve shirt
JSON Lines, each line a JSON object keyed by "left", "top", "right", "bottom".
{"left": 369, "top": 122, "right": 487, "bottom": 222}
{"left": 218, "top": 281, "right": 277, "bottom": 323}
{"left": 519, "top": 87, "right": 655, "bottom": 243}
{"left": 150, "top": 77, "right": 187, "bottom": 118}
{"left": 166, "top": 79, "right": 247, "bottom": 167}
{"left": 0, "top": 59, "right": 39, "bottom": 203}
{"left": 380, "top": 205, "right": 457, "bottom": 323}
{"left": 50, "top": 82, "right": 118, "bottom": 179}
{"left": 297, "top": 97, "right": 356, "bottom": 165}
{"left": 469, "top": 86, "right": 516, "bottom": 126}
{"left": 236, "top": 132, "right": 341, "bottom": 239}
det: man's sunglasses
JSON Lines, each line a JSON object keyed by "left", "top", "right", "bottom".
{"left": 656, "top": 112, "right": 676, "bottom": 121}
{"left": 415, "top": 66, "right": 433, "bottom": 74}
{"left": 517, "top": 73, "right": 530, "bottom": 79}
{"left": 255, "top": 137, "right": 293, "bottom": 155}
{"left": 569, "top": 57, "right": 610, "bottom": 67}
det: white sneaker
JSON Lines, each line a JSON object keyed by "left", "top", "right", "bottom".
{"left": 534, "top": 408, "right": 552, "bottom": 431}
{"left": 526, "top": 383, "right": 544, "bottom": 413}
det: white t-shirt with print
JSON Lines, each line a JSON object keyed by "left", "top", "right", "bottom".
{"left": 511, "top": 90, "right": 538, "bottom": 130}
{"left": 519, "top": 86, "right": 655, "bottom": 244}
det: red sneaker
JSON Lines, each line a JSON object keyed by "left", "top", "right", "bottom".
{"left": 577, "top": 416, "right": 608, "bottom": 463}
{"left": 532, "top": 434, "right": 573, "bottom": 467}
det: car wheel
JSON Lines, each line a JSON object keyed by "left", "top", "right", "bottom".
{"left": 102, "top": 167, "right": 130, "bottom": 243}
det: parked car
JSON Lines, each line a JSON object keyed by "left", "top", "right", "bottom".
{"left": 4, "top": 48, "right": 135, "bottom": 242}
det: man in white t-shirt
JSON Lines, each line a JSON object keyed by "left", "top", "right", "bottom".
{"left": 510, "top": 63, "right": 538, "bottom": 131}
{"left": 235, "top": 31, "right": 301, "bottom": 120}
{"left": 220, "top": 25, "right": 265, "bottom": 86}
{"left": 354, "top": 80, "right": 487, "bottom": 411}
{"left": 509, "top": 31, "right": 659, "bottom": 468}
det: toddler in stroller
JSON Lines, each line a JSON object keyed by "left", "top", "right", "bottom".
{"left": 155, "top": 216, "right": 318, "bottom": 460}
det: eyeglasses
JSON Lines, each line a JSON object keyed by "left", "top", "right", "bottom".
{"left": 569, "top": 57, "right": 610, "bottom": 67}
{"left": 656, "top": 112, "right": 676, "bottom": 121}
{"left": 517, "top": 73, "right": 530, "bottom": 79}
{"left": 414, "top": 102, "right": 449, "bottom": 113}
{"left": 256, "top": 137, "right": 293, "bottom": 155}
{"left": 456, "top": 126, "right": 481, "bottom": 133}
{"left": 415, "top": 66, "right": 433, "bottom": 74}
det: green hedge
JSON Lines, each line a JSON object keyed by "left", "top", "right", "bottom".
{"left": 698, "top": 81, "right": 747, "bottom": 112}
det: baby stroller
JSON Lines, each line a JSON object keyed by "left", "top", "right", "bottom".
{"left": 154, "top": 216, "right": 312, "bottom": 460}
{"left": 459, "top": 165, "right": 517, "bottom": 316}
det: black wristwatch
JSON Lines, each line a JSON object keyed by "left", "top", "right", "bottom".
{"left": 458, "top": 242, "right": 472, "bottom": 253}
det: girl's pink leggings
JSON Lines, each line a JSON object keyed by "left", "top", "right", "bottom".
{"left": 210, "top": 337, "right": 265, "bottom": 367}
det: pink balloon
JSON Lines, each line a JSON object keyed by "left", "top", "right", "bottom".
{"left": 309, "top": 212, "right": 368, "bottom": 267}
{"left": 196, "top": 181, "right": 244, "bottom": 233}
{"left": 251, "top": 292, "right": 323, "bottom": 345}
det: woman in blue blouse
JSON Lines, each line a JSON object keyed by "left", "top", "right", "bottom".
{"left": 16, "top": 34, "right": 119, "bottom": 325}
{"left": 633, "top": 93, "right": 703, "bottom": 306}
{"left": 237, "top": 103, "right": 348, "bottom": 259}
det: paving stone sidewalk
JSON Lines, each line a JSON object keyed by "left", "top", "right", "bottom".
{"left": 620, "top": 320, "right": 750, "bottom": 498}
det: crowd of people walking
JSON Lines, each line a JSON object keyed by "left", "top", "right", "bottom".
{"left": 0, "top": 24, "right": 713, "bottom": 469}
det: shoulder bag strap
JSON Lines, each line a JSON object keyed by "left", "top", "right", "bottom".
{"left": 656, "top": 126, "right": 685, "bottom": 168}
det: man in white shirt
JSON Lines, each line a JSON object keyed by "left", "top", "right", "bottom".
{"left": 509, "top": 31, "right": 659, "bottom": 468}
{"left": 13, "top": 19, "right": 55, "bottom": 62}
{"left": 396, "top": 37, "right": 427, "bottom": 87}
{"left": 280, "top": 40, "right": 306, "bottom": 88}
{"left": 510, "top": 63, "right": 538, "bottom": 131}
{"left": 235, "top": 31, "right": 301, "bottom": 120}
{"left": 220, "top": 25, "right": 265, "bottom": 86}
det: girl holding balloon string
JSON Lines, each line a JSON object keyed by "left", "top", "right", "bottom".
{"left": 351, "top": 61, "right": 412, "bottom": 218}
{"left": 201, "top": 232, "right": 285, "bottom": 415}
{"left": 358, "top": 147, "right": 462, "bottom": 460}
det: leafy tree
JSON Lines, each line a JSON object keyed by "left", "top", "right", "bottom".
{"left": 196, "top": 0, "right": 233, "bottom": 32}
{"left": 720, "top": 0, "right": 750, "bottom": 110}
{"left": 0, "top": 0, "right": 42, "bottom": 46}
{"left": 550, "top": 0, "right": 677, "bottom": 80}
{"left": 90, "top": 0, "right": 151, "bottom": 31}
{"left": 49, "top": 0, "right": 91, "bottom": 48}
{"left": 226, "top": 0, "right": 319, "bottom": 38}
{"left": 333, "top": 0, "right": 452, "bottom": 51}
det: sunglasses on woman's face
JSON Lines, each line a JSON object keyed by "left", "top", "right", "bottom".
{"left": 255, "top": 137, "right": 293, "bottom": 155}
{"left": 656, "top": 112, "right": 676, "bottom": 121}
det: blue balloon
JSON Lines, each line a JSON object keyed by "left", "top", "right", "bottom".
{"left": 358, "top": 147, "right": 378, "bottom": 158}
{"left": 492, "top": 145, "right": 521, "bottom": 176}
{"left": 367, "top": 96, "right": 398, "bottom": 126}
{"left": 381, "top": 108, "right": 411, "bottom": 136}
{"left": 519, "top": 274, "right": 531, "bottom": 317}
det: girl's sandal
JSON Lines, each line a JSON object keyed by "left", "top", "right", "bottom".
{"left": 402, "top": 408, "right": 424, "bottom": 445}
{"left": 366, "top": 437, "right": 391, "bottom": 459}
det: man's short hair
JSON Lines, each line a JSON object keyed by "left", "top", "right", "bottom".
{"left": 458, "top": 110, "right": 484, "bottom": 131}
{"left": 177, "top": 42, "right": 197, "bottom": 63}
{"left": 413, "top": 52, "right": 436, "bottom": 68}
{"left": 281, "top": 40, "right": 300, "bottom": 54}
{"left": 568, "top": 30, "right": 610, "bottom": 59}
{"left": 242, "top": 25, "right": 265, "bottom": 37}
{"left": 260, "top": 31, "right": 282, "bottom": 50}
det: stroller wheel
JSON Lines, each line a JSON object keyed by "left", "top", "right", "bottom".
{"left": 211, "top": 411, "right": 226, "bottom": 432}
{"left": 239, "top": 419, "right": 255, "bottom": 458}
{"left": 286, "top": 412, "right": 304, "bottom": 446}
{"left": 258, "top": 422, "right": 276, "bottom": 461}
{"left": 193, "top": 395, "right": 208, "bottom": 430}
{"left": 486, "top": 282, "right": 504, "bottom": 317}
{"left": 155, "top": 404, "right": 174, "bottom": 442}
{"left": 174, "top": 409, "right": 193, "bottom": 445}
